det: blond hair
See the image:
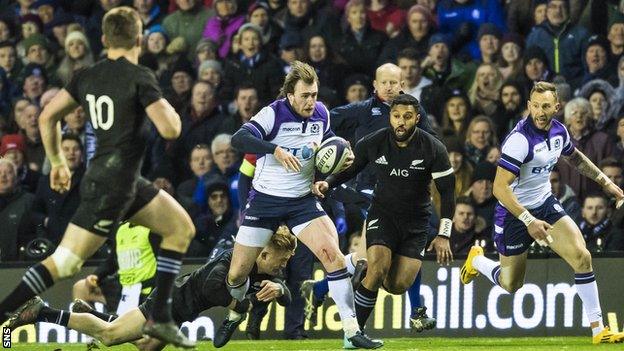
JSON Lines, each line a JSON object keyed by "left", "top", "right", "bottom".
{"left": 468, "top": 63, "right": 503, "bottom": 107}
{"left": 530, "top": 81, "right": 559, "bottom": 102}
{"left": 268, "top": 225, "right": 297, "bottom": 253}
{"left": 102, "top": 7, "right": 141, "bottom": 50}
{"left": 279, "top": 61, "right": 318, "bottom": 98}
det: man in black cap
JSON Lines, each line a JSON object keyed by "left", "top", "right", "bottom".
{"left": 420, "top": 33, "right": 476, "bottom": 119}
{"left": 579, "top": 35, "right": 615, "bottom": 87}
{"left": 607, "top": 14, "right": 624, "bottom": 63}
{"left": 278, "top": 31, "right": 304, "bottom": 74}
{"left": 520, "top": 46, "right": 552, "bottom": 92}
{"left": 468, "top": 161, "right": 497, "bottom": 232}
{"left": 163, "top": 58, "right": 195, "bottom": 113}
{"left": 477, "top": 23, "right": 502, "bottom": 65}
{"left": 342, "top": 73, "right": 371, "bottom": 104}
{"left": 20, "top": 63, "right": 48, "bottom": 104}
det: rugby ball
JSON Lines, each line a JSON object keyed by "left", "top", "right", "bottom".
{"left": 315, "top": 137, "right": 351, "bottom": 176}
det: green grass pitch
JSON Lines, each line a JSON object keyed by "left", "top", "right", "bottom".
{"left": 4, "top": 337, "right": 621, "bottom": 350}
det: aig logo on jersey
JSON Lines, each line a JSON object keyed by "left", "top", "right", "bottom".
{"left": 390, "top": 168, "right": 409, "bottom": 177}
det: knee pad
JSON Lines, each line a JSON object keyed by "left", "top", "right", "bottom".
{"left": 51, "top": 247, "right": 84, "bottom": 278}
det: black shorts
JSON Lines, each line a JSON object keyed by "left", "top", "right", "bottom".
{"left": 71, "top": 176, "right": 159, "bottom": 237}
{"left": 138, "top": 289, "right": 187, "bottom": 326}
{"left": 364, "top": 206, "right": 429, "bottom": 260}
{"left": 99, "top": 273, "right": 122, "bottom": 312}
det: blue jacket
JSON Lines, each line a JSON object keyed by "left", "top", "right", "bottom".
{"left": 437, "top": 0, "right": 506, "bottom": 59}
{"left": 526, "top": 21, "right": 589, "bottom": 85}
{"left": 331, "top": 95, "right": 436, "bottom": 145}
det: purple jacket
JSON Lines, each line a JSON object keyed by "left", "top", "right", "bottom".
{"left": 202, "top": 15, "right": 246, "bottom": 59}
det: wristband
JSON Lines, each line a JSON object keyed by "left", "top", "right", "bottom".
{"left": 518, "top": 210, "right": 536, "bottom": 227}
{"left": 438, "top": 218, "right": 452, "bottom": 238}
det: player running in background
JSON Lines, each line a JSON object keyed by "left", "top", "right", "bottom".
{"left": 460, "top": 82, "right": 624, "bottom": 344}
{"left": 8, "top": 227, "right": 295, "bottom": 351}
{"left": 313, "top": 93, "right": 455, "bottom": 334}
{"left": 0, "top": 7, "right": 195, "bottom": 348}
{"left": 226, "top": 61, "right": 381, "bottom": 349}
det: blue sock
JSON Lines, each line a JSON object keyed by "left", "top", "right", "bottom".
{"left": 408, "top": 271, "right": 422, "bottom": 316}
{"left": 313, "top": 278, "right": 329, "bottom": 300}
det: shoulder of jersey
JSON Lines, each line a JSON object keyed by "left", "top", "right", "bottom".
{"left": 361, "top": 127, "right": 389, "bottom": 143}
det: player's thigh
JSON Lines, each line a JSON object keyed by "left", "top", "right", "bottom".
{"left": 129, "top": 187, "right": 194, "bottom": 237}
{"left": 229, "top": 223, "right": 276, "bottom": 280}
{"left": 384, "top": 255, "right": 422, "bottom": 293}
{"left": 103, "top": 308, "right": 147, "bottom": 345}
{"left": 55, "top": 223, "right": 108, "bottom": 259}
{"left": 365, "top": 245, "right": 392, "bottom": 279}
{"left": 499, "top": 251, "right": 528, "bottom": 286}
{"left": 297, "top": 215, "right": 342, "bottom": 260}
{"left": 229, "top": 241, "right": 265, "bottom": 281}
{"left": 546, "top": 216, "right": 591, "bottom": 270}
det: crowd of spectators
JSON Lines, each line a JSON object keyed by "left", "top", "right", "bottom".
{"left": 1, "top": 0, "right": 624, "bottom": 264}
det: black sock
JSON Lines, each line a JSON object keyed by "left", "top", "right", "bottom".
{"left": 151, "top": 248, "right": 183, "bottom": 322}
{"left": 0, "top": 263, "right": 54, "bottom": 321}
{"left": 37, "top": 306, "right": 70, "bottom": 326}
{"left": 354, "top": 284, "right": 378, "bottom": 330}
{"left": 87, "top": 309, "right": 117, "bottom": 322}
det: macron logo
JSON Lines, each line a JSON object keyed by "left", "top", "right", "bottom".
{"left": 375, "top": 156, "right": 388, "bottom": 165}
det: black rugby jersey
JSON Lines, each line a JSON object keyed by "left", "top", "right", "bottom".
{"left": 327, "top": 127, "right": 452, "bottom": 216}
{"left": 171, "top": 250, "right": 275, "bottom": 322}
{"left": 65, "top": 57, "right": 162, "bottom": 182}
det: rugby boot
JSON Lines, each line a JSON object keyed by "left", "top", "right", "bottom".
{"left": 143, "top": 319, "right": 196, "bottom": 349}
{"left": 410, "top": 306, "right": 436, "bottom": 332}
{"left": 351, "top": 259, "right": 368, "bottom": 291}
{"left": 344, "top": 331, "right": 384, "bottom": 349}
{"left": 460, "top": 246, "right": 484, "bottom": 284}
{"left": 592, "top": 327, "right": 624, "bottom": 344}
{"left": 71, "top": 299, "right": 93, "bottom": 313}
{"left": 7, "top": 296, "right": 45, "bottom": 329}
{"left": 213, "top": 313, "right": 247, "bottom": 348}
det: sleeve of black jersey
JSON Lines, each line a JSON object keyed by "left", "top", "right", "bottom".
{"left": 431, "top": 140, "right": 456, "bottom": 220}
{"left": 202, "top": 262, "right": 233, "bottom": 307}
{"left": 64, "top": 67, "right": 84, "bottom": 102}
{"left": 325, "top": 135, "right": 370, "bottom": 188}
{"left": 137, "top": 68, "right": 163, "bottom": 108}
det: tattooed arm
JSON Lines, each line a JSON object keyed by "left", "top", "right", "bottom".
{"left": 564, "top": 149, "right": 609, "bottom": 186}
{"left": 564, "top": 149, "right": 624, "bottom": 204}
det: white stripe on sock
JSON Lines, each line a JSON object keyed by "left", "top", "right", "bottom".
{"left": 473, "top": 256, "right": 500, "bottom": 286}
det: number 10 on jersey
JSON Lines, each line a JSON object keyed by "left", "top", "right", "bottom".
{"left": 86, "top": 94, "right": 114, "bottom": 130}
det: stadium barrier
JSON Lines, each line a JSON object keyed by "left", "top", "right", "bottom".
{"left": 1, "top": 255, "right": 623, "bottom": 343}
